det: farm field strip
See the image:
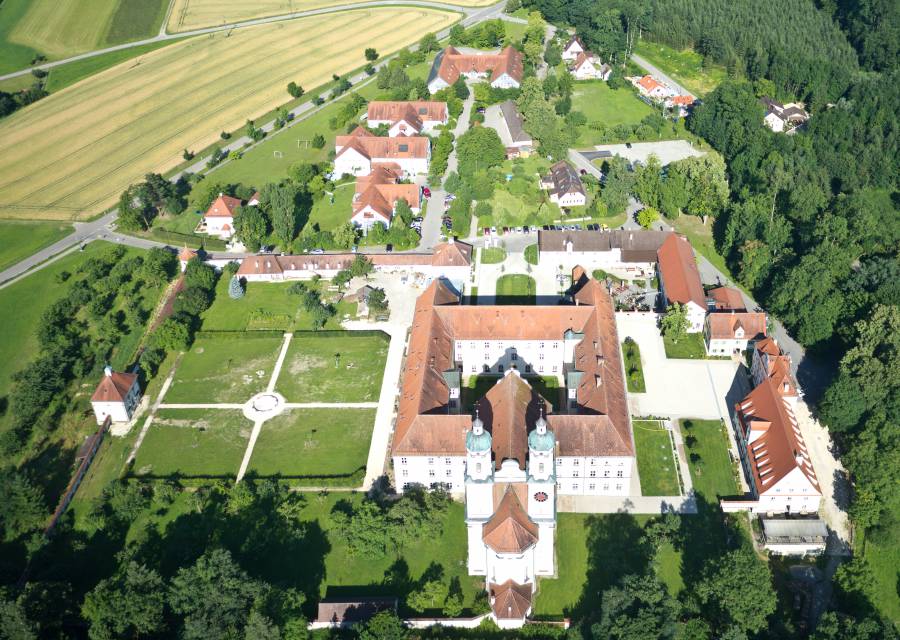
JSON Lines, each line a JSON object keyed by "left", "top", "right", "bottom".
{"left": 0, "top": 7, "right": 458, "bottom": 220}
{"left": 167, "top": 0, "right": 494, "bottom": 32}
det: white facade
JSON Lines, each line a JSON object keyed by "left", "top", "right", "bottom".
{"left": 561, "top": 38, "right": 584, "bottom": 62}
{"left": 333, "top": 147, "right": 429, "bottom": 179}
{"left": 453, "top": 338, "right": 578, "bottom": 377}
{"left": 706, "top": 335, "right": 751, "bottom": 355}
{"left": 91, "top": 375, "right": 141, "bottom": 426}
{"left": 370, "top": 117, "right": 445, "bottom": 136}
{"left": 556, "top": 456, "right": 633, "bottom": 496}
{"left": 538, "top": 248, "right": 655, "bottom": 280}
{"left": 683, "top": 301, "right": 707, "bottom": 333}
{"left": 491, "top": 73, "right": 520, "bottom": 89}
{"left": 571, "top": 58, "right": 610, "bottom": 81}
{"left": 549, "top": 191, "right": 587, "bottom": 207}
{"left": 764, "top": 112, "right": 786, "bottom": 132}
{"left": 393, "top": 454, "right": 466, "bottom": 493}
{"left": 204, "top": 215, "right": 234, "bottom": 239}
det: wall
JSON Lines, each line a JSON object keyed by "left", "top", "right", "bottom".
{"left": 394, "top": 454, "right": 466, "bottom": 492}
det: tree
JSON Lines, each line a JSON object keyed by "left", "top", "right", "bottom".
{"left": 367, "top": 288, "right": 388, "bottom": 317}
{"left": 184, "top": 258, "right": 217, "bottom": 291}
{"left": 287, "top": 82, "right": 303, "bottom": 98}
{"left": 153, "top": 318, "right": 190, "bottom": 352}
{"left": 634, "top": 154, "right": 663, "bottom": 208}
{"left": 243, "top": 611, "right": 280, "bottom": 640}
{"left": 333, "top": 269, "right": 352, "bottom": 291}
{"left": 234, "top": 205, "right": 267, "bottom": 252}
{"left": 168, "top": 548, "right": 259, "bottom": 640}
{"left": 358, "top": 611, "right": 408, "bottom": 640}
{"left": 263, "top": 184, "right": 299, "bottom": 247}
{"left": 601, "top": 157, "right": 635, "bottom": 215}
{"left": 642, "top": 512, "right": 680, "bottom": 550}
{"left": 0, "top": 598, "right": 36, "bottom": 640}
{"left": 407, "top": 580, "right": 448, "bottom": 613}
{"left": 592, "top": 574, "right": 679, "bottom": 640}
{"left": 82, "top": 561, "right": 165, "bottom": 640}
{"left": 350, "top": 254, "right": 374, "bottom": 280}
{"left": 228, "top": 275, "right": 244, "bottom": 299}
{"left": 174, "top": 286, "right": 212, "bottom": 316}
{"left": 332, "top": 222, "right": 357, "bottom": 249}
{"left": 394, "top": 198, "right": 413, "bottom": 226}
{"left": 455, "top": 127, "right": 505, "bottom": 176}
{"left": 696, "top": 547, "right": 776, "bottom": 634}
{"left": 637, "top": 207, "right": 660, "bottom": 229}
{"left": 0, "top": 470, "right": 46, "bottom": 541}
{"left": 419, "top": 32, "right": 439, "bottom": 53}
{"left": 660, "top": 303, "right": 688, "bottom": 343}
{"left": 364, "top": 48, "right": 379, "bottom": 61}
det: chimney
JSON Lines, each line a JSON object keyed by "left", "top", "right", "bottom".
{"left": 104, "top": 365, "right": 113, "bottom": 377}
{"left": 448, "top": 236, "right": 455, "bottom": 244}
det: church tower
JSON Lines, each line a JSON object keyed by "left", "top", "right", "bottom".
{"left": 465, "top": 412, "right": 494, "bottom": 575}
{"left": 527, "top": 410, "right": 556, "bottom": 576}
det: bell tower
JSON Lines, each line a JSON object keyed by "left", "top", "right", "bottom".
{"left": 527, "top": 409, "right": 556, "bottom": 576}
{"left": 465, "top": 412, "right": 494, "bottom": 574}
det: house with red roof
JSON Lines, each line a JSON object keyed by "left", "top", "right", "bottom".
{"left": 657, "top": 233, "right": 706, "bottom": 332}
{"left": 366, "top": 101, "right": 448, "bottom": 136}
{"left": 632, "top": 74, "right": 675, "bottom": 99}
{"left": 427, "top": 46, "right": 523, "bottom": 94}
{"left": 569, "top": 52, "right": 611, "bottom": 81}
{"left": 560, "top": 34, "right": 586, "bottom": 62}
{"left": 334, "top": 127, "right": 430, "bottom": 178}
{"left": 198, "top": 192, "right": 260, "bottom": 240}
{"left": 91, "top": 366, "right": 141, "bottom": 425}
{"left": 704, "top": 311, "right": 768, "bottom": 356}
{"left": 350, "top": 163, "right": 421, "bottom": 232}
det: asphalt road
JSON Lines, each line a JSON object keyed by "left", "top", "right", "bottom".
{"left": 0, "top": 0, "right": 505, "bottom": 82}
{"left": 630, "top": 52, "right": 695, "bottom": 99}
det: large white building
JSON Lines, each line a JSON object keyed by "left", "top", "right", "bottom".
{"left": 334, "top": 127, "right": 430, "bottom": 178}
{"left": 540, "top": 161, "right": 586, "bottom": 208}
{"left": 537, "top": 229, "right": 671, "bottom": 280}
{"left": 391, "top": 273, "right": 635, "bottom": 626}
{"left": 427, "top": 46, "right": 524, "bottom": 94}
{"left": 91, "top": 366, "right": 141, "bottom": 426}
{"left": 657, "top": 233, "right": 707, "bottom": 332}
{"left": 704, "top": 311, "right": 768, "bottom": 356}
{"left": 366, "top": 101, "right": 448, "bottom": 136}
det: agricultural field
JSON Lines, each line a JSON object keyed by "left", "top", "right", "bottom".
{"left": 275, "top": 332, "right": 389, "bottom": 403}
{"left": 634, "top": 40, "right": 728, "bottom": 97}
{"left": 132, "top": 409, "right": 252, "bottom": 478}
{"left": 0, "top": 7, "right": 458, "bottom": 220}
{"left": 247, "top": 408, "right": 375, "bottom": 481}
{"left": 0, "top": 219, "right": 72, "bottom": 272}
{"left": 164, "top": 334, "right": 285, "bottom": 403}
{"left": 0, "top": 0, "right": 169, "bottom": 73}
{"left": 167, "top": 0, "right": 491, "bottom": 32}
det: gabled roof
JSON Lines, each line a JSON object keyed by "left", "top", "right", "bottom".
{"left": 637, "top": 75, "right": 663, "bottom": 92}
{"left": 476, "top": 373, "right": 548, "bottom": 470}
{"left": 707, "top": 312, "right": 767, "bottom": 340}
{"left": 205, "top": 194, "right": 242, "bottom": 218}
{"left": 92, "top": 371, "right": 137, "bottom": 403}
{"left": 707, "top": 286, "right": 746, "bottom": 311}
{"left": 539, "top": 229, "right": 671, "bottom": 262}
{"left": 754, "top": 338, "right": 798, "bottom": 398}
{"left": 657, "top": 234, "right": 705, "bottom": 308}
{"left": 367, "top": 101, "right": 448, "bottom": 124}
{"left": 547, "top": 160, "right": 585, "bottom": 198}
{"left": 670, "top": 95, "right": 695, "bottom": 106}
{"left": 315, "top": 598, "right": 397, "bottom": 625}
{"left": 735, "top": 378, "right": 820, "bottom": 497}
{"left": 563, "top": 34, "right": 585, "bottom": 53}
{"left": 490, "top": 580, "right": 533, "bottom": 620}
{"left": 352, "top": 164, "right": 420, "bottom": 222}
{"left": 335, "top": 129, "right": 430, "bottom": 160}
{"left": 179, "top": 246, "right": 197, "bottom": 261}
{"left": 482, "top": 484, "right": 539, "bottom": 553}
{"left": 498, "top": 100, "right": 530, "bottom": 144}
{"left": 432, "top": 240, "right": 472, "bottom": 266}
{"left": 430, "top": 46, "right": 524, "bottom": 86}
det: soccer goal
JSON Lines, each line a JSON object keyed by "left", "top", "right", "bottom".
{"left": 297, "top": 139, "right": 310, "bottom": 148}
{"left": 274, "top": 151, "right": 284, "bottom": 159}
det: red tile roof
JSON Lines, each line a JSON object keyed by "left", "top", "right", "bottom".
{"left": 482, "top": 484, "right": 538, "bottom": 553}
{"left": 637, "top": 75, "right": 663, "bottom": 92}
{"left": 754, "top": 338, "right": 798, "bottom": 398}
{"left": 91, "top": 371, "right": 137, "bottom": 403}
{"left": 367, "top": 101, "right": 448, "bottom": 124}
{"left": 205, "top": 194, "right": 242, "bottom": 218}
{"left": 335, "top": 127, "right": 429, "bottom": 160}
{"left": 490, "top": 580, "right": 532, "bottom": 620}
{"left": 434, "top": 46, "right": 524, "bottom": 85}
{"left": 476, "top": 374, "right": 549, "bottom": 470}
{"left": 352, "top": 163, "right": 420, "bottom": 222}
{"left": 707, "top": 286, "right": 746, "bottom": 311}
{"left": 657, "top": 234, "right": 705, "bottom": 308}
{"left": 706, "top": 312, "right": 767, "bottom": 340}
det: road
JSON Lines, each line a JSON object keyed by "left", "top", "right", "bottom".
{"left": 630, "top": 52, "right": 694, "bottom": 99}
{"left": 0, "top": 0, "right": 507, "bottom": 82}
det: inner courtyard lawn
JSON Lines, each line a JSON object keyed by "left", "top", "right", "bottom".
{"left": 132, "top": 409, "right": 251, "bottom": 478}
{"left": 633, "top": 420, "right": 681, "bottom": 496}
{"left": 462, "top": 375, "right": 560, "bottom": 412}
{"left": 200, "top": 279, "right": 355, "bottom": 332}
{"left": 680, "top": 418, "right": 739, "bottom": 499}
{"left": 479, "top": 247, "right": 507, "bottom": 264}
{"left": 164, "top": 334, "right": 285, "bottom": 403}
{"left": 304, "top": 182, "right": 355, "bottom": 234}
{"left": 663, "top": 332, "right": 707, "bottom": 359}
{"left": 495, "top": 274, "right": 536, "bottom": 304}
{"left": 247, "top": 409, "right": 375, "bottom": 482}
{"left": 275, "top": 332, "right": 388, "bottom": 403}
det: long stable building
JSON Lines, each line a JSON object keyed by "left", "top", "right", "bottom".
{"left": 391, "top": 271, "right": 634, "bottom": 626}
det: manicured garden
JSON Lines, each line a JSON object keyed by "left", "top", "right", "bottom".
{"left": 622, "top": 337, "right": 646, "bottom": 392}
{"left": 495, "top": 274, "right": 536, "bottom": 304}
{"left": 680, "top": 418, "right": 739, "bottom": 499}
{"left": 663, "top": 332, "right": 707, "bottom": 359}
{"left": 633, "top": 420, "right": 680, "bottom": 496}
{"left": 132, "top": 409, "right": 252, "bottom": 478}
{"left": 275, "top": 332, "right": 388, "bottom": 403}
{"left": 0, "top": 220, "right": 72, "bottom": 271}
{"left": 524, "top": 243, "right": 538, "bottom": 265}
{"left": 477, "top": 156, "right": 566, "bottom": 228}
{"left": 479, "top": 247, "right": 507, "bottom": 264}
{"left": 634, "top": 40, "right": 727, "bottom": 97}
{"left": 247, "top": 408, "right": 375, "bottom": 482}
{"left": 164, "top": 334, "right": 284, "bottom": 403}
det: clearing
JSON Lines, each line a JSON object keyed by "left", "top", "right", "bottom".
{"left": 132, "top": 409, "right": 252, "bottom": 478}
{"left": 0, "top": 220, "right": 72, "bottom": 272}
{"left": 0, "top": 7, "right": 458, "bottom": 220}
{"left": 632, "top": 419, "right": 680, "bottom": 496}
{"left": 275, "top": 332, "right": 389, "bottom": 403}
{"left": 634, "top": 40, "right": 727, "bottom": 97}
{"left": 247, "top": 408, "right": 375, "bottom": 482}
{"left": 164, "top": 334, "right": 285, "bottom": 403}
{"left": 495, "top": 274, "right": 536, "bottom": 304}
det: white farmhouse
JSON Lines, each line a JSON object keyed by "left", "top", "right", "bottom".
{"left": 334, "top": 127, "right": 430, "bottom": 178}
{"left": 349, "top": 163, "right": 420, "bottom": 232}
{"left": 560, "top": 35, "right": 586, "bottom": 62}
{"left": 200, "top": 194, "right": 242, "bottom": 239}
{"left": 366, "top": 101, "right": 448, "bottom": 136}
{"left": 704, "top": 311, "right": 768, "bottom": 356}
{"left": 569, "top": 53, "right": 611, "bottom": 81}
{"left": 540, "top": 161, "right": 586, "bottom": 207}
{"left": 427, "top": 46, "right": 524, "bottom": 94}
{"left": 657, "top": 233, "right": 706, "bottom": 332}
{"left": 91, "top": 366, "right": 141, "bottom": 426}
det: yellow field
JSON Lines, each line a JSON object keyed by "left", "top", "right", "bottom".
{"left": 167, "top": 0, "right": 494, "bottom": 32}
{"left": 0, "top": 8, "right": 458, "bottom": 221}
{"left": 9, "top": 0, "right": 120, "bottom": 58}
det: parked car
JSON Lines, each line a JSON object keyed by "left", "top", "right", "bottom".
{"left": 502, "top": 226, "right": 510, "bottom": 234}
{"left": 625, "top": 142, "right": 632, "bottom": 149}
{"left": 579, "top": 169, "right": 587, "bottom": 175}
{"left": 412, "top": 216, "right": 424, "bottom": 222}
{"left": 530, "top": 225, "right": 538, "bottom": 233}
{"left": 541, "top": 225, "right": 550, "bottom": 231}
{"left": 490, "top": 226, "right": 498, "bottom": 235}
{"left": 310, "top": 248, "right": 325, "bottom": 254}
{"left": 521, "top": 226, "right": 528, "bottom": 234}
{"left": 422, "top": 187, "right": 431, "bottom": 198}
{"left": 385, "top": 244, "right": 393, "bottom": 252}
{"left": 574, "top": 224, "right": 582, "bottom": 230}
{"left": 445, "top": 193, "right": 456, "bottom": 201}
{"left": 483, "top": 227, "right": 491, "bottom": 236}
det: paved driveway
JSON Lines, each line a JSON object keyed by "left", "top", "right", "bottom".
{"left": 581, "top": 140, "right": 705, "bottom": 166}
{"left": 615, "top": 312, "right": 750, "bottom": 420}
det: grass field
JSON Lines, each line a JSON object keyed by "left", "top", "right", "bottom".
{"left": 0, "top": 7, "right": 458, "bottom": 220}
{"left": 0, "top": 0, "right": 168, "bottom": 73}
{"left": 305, "top": 182, "right": 355, "bottom": 233}
{"left": 247, "top": 408, "right": 374, "bottom": 481}
{"left": 680, "top": 418, "right": 738, "bottom": 499}
{"left": 199, "top": 279, "right": 356, "bottom": 331}
{"left": 663, "top": 332, "right": 707, "bottom": 359}
{"left": 275, "top": 332, "right": 388, "bottom": 403}
{"left": 132, "top": 409, "right": 251, "bottom": 477}
{"left": 571, "top": 80, "right": 654, "bottom": 146}
{"left": 0, "top": 220, "right": 72, "bottom": 271}
{"left": 480, "top": 247, "right": 506, "bottom": 264}
{"left": 634, "top": 40, "right": 728, "bottom": 97}
{"left": 168, "top": 0, "right": 491, "bottom": 32}
{"left": 164, "top": 335, "right": 285, "bottom": 403}
{"left": 633, "top": 420, "right": 680, "bottom": 496}
{"left": 494, "top": 274, "right": 536, "bottom": 304}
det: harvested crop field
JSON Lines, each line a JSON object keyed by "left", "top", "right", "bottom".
{"left": 0, "top": 7, "right": 458, "bottom": 220}
{"left": 168, "top": 0, "right": 490, "bottom": 32}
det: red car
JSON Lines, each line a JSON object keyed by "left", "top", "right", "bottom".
{"left": 422, "top": 187, "right": 431, "bottom": 198}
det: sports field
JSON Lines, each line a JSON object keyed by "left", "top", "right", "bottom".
{"left": 168, "top": 0, "right": 490, "bottom": 32}
{"left": 0, "top": 7, "right": 458, "bottom": 220}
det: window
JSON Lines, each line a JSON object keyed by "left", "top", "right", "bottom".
{"left": 573, "top": 459, "right": 580, "bottom": 466}
{"left": 552, "top": 365, "right": 558, "bottom": 373}
{"left": 573, "top": 471, "right": 580, "bottom": 478}
{"left": 588, "top": 483, "right": 595, "bottom": 491}
{"left": 471, "top": 365, "right": 476, "bottom": 373}
{"left": 534, "top": 491, "right": 548, "bottom": 502}
{"left": 539, "top": 463, "right": 545, "bottom": 473}
{"left": 525, "top": 364, "right": 532, "bottom": 373}
{"left": 590, "top": 459, "right": 596, "bottom": 466}
{"left": 589, "top": 470, "right": 596, "bottom": 478}
{"left": 445, "top": 458, "right": 451, "bottom": 465}
{"left": 603, "top": 483, "right": 609, "bottom": 491}
{"left": 511, "top": 352, "right": 518, "bottom": 361}
{"left": 484, "top": 342, "right": 490, "bottom": 349}
{"left": 429, "top": 470, "right": 435, "bottom": 477}
{"left": 616, "top": 470, "right": 623, "bottom": 478}
{"left": 539, "top": 353, "right": 544, "bottom": 360}
{"left": 603, "top": 470, "right": 610, "bottom": 477}
{"left": 483, "top": 364, "right": 490, "bottom": 373}
{"left": 476, "top": 463, "right": 482, "bottom": 474}
{"left": 428, "top": 458, "right": 435, "bottom": 465}
{"left": 498, "top": 365, "right": 504, "bottom": 373}
{"left": 573, "top": 484, "right": 579, "bottom": 491}
{"left": 400, "top": 457, "right": 407, "bottom": 465}
{"left": 399, "top": 144, "right": 409, "bottom": 152}
{"left": 616, "top": 483, "right": 622, "bottom": 491}
{"left": 402, "top": 470, "right": 408, "bottom": 477}
{"left": 539, "top": 342, "right": 545, "bottom": 349}
{"left": 446, "top": 469, "right": 452, "bottom": 477}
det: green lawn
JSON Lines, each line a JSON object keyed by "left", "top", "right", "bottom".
{"left": 479, "top": 156, "right": 564, "bottom": 228}
{"left": 663, "top": 332, "right": 707, "bottom": 359}
{"left": 480, "top": 247, "right": 506, "bottom": 264}
{"left": 132, "top": 409, "right": 251, "bottom": 478}
{"left": 0, "top": 220, "right": 72, "bottom": 272}
{"left": 524, "top": 243, "right": 538, "bottom": 265}
{"left": 200, "top": 278, "right": 356, "bottom": 332}
{"left": 671, "top": 213, "right": 734, "bottom": 281}
{"left": 462, "top": 375, "right": 559, "bottom": 412}
{"left": 571, "top": 80, "right": 655, "bottom": 146}
{"left": 247, "top": 408, "right": 374, "bottom": 482}
{"left": 495, "top": 274, "right": 536, "bottom": 304}
{"left": 634, "top": 40, "right": 728, "bottom": 97}
{"left": 862, "top": 502, "right": 900, "bottom": 624}
{"left": 304, "top": 181, "right": 355, "bottom": 234}
{"left": 621, "top": 337, "right": 646, "bottom": 393}
{"left": 274, "top": 332, "right": 388, "bottom": 403}
{"left": 633, "top": 420, "right": 680, "bottom": 496}
{"left": 164, "top": 334, "right": 285, "bottom": 403}
{"left": 680, "top": 418, "right": 738, "bottom": 499}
